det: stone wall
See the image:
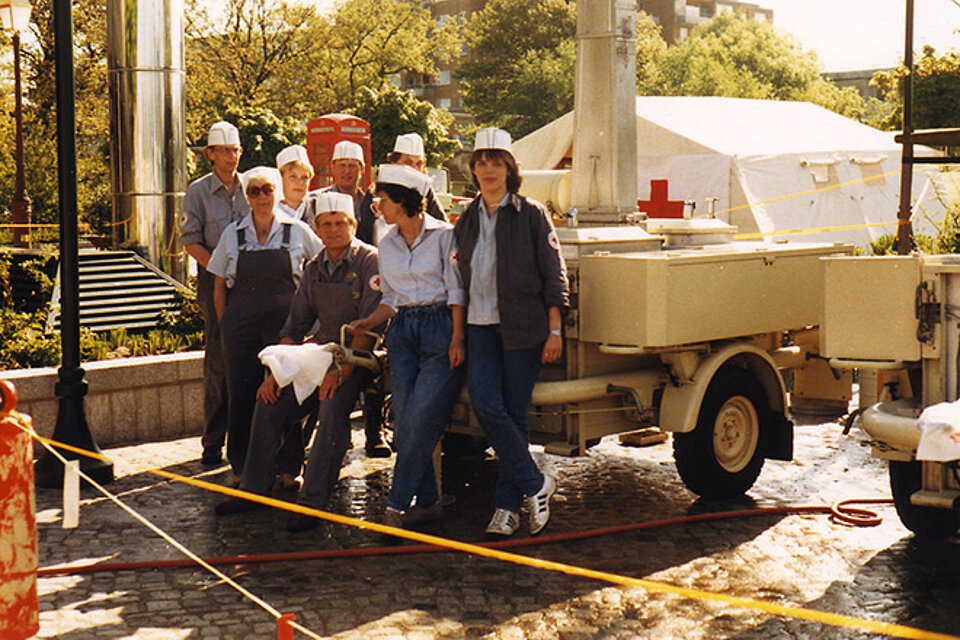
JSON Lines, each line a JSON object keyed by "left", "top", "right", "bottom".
{"left": 2, "top": 352, "right": 205, "bottom": 447}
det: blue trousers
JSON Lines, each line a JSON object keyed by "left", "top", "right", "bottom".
{"left": 386, "top": 305, "right": 462, "bottom": 512}
{"left": 467, "top": 324, "right": 544, "bottom": 512}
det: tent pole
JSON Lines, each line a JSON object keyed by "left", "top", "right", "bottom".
{"left": 896, "top": 0, "right": 915, "bottom": 255}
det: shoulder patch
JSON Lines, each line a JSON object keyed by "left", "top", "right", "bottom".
{"left": 368, "top": 274, "right": 381, "bottom": 292}
{"left": 547, "top": 229, "right": 560, "bottom": 250}
{"left": 449, "top": 249, "right": 459, "bottom": 265}
{"left": 179, "top": 214, "right": 188, "bottom": 226}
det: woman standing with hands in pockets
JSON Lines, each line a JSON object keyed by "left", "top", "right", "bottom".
{"left": 454, "top": 127, "right": 569, "bottom": 537}
{"left": 351, "top": 164, "right": 465, "bottom": 530}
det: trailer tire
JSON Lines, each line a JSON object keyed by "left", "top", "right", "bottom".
{"left": 889, "top": 460, "right": 960, "bottom": 540}
{"left": 673, "top": 366, "right": 766, "bottom": 499}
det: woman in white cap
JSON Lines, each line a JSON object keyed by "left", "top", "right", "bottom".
{"left": 351, "top": 164, "right": 465, "bottom": 530}
{"left": 207, "top": 166, "right": 323, "bottom": 484}
{"left": 453, "top": 127, "right": 569, "bottom": 537}
{"left": 356, "top": 132, "right": 447, "bottom": 246}
{"left": 275, "top": 144, "right": 315, "bottom": 223}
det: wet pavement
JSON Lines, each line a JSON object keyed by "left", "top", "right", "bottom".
{"left": 28, "top": 409, "right": 960, "bottom": 639}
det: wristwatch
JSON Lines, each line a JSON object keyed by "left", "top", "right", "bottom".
{"left": 549, "top": 329, "right": 562, "bottom": 337}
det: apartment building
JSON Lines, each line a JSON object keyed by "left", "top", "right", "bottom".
{"left": 401, "top": 0, "right": 487, "bottom": 129}
{"left": 637, "top": 0, "right": 773, "bottom": 44}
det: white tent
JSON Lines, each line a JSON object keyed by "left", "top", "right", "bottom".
{"left": 514, "top": 96, "right": 945, "bottom": 246}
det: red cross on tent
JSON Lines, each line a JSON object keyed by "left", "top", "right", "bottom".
{"left": 637, "top": 179, "right": 684, "bottom": 218}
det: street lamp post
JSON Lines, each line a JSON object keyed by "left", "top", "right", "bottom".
{"left": 0, "top": 0, "right": 32, "bottom": 248}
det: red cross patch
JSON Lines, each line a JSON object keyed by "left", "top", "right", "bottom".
{"left": 368, "top": 274, "right": 381, "bottom": 292}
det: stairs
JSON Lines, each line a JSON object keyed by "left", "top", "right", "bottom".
{"left": 47, "top": 251, "right": 189, "bottom": 332}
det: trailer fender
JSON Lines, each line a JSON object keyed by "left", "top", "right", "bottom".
{"left": 659, "top": 343, "right": 788, "bottom": 442}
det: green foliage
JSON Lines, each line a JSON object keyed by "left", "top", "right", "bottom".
{"left": 350, "top": 85, "right": 460, "bottom": 167}
{"left": 456, "top": 0, "right": 576, "bottom": 138}
{"left": 655, "top": 12, "right": 866, "bottom": 119}
{"left": 191, "top": 106, "right": 305, "bottom": 178}
{"left": 870, "top": 46, "right": 960, "bottom": 131}
{"left": 870, "top": 205, "right": 960, "bottom": 256}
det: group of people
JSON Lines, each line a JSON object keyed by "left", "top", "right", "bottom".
{"left": 179, "top": 120, "right": 569, "bottom": 537}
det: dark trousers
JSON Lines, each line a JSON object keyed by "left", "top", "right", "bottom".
{"left": 196, "top": 268, "right": 228, "bottom": 455}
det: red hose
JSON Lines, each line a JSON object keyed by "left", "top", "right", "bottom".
{"left": 37, "top": 499, "right": 892, "bottom": 577}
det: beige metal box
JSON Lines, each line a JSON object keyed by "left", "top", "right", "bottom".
{"left": 579, "top": 242, "right": 852, "bottom": 348}
{"left": 820, "top": 255, "right": 921, "bottom": 362}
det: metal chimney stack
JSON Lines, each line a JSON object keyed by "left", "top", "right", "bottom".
{"left": 106, "top": 0, "right": 187, "bottom": 282}
{"left": 570, "top": 0, "right": 638, "bottom": 223}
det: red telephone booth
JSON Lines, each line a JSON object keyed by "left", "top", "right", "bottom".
{"left": 305, "top": 114, "right": 373, "bottom": 191}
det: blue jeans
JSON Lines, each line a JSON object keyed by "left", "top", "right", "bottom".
{"left": 466, "top": 324, "right": 544, "bottom": 512}
{"left": 386, "top": 304, "right": 463, "bottom": 512}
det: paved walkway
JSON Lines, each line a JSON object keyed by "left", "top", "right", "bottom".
{"left": 27, "top": 412, "right": 960, "bottom": 639}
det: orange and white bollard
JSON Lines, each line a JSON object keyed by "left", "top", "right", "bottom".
{"left": 0, "top": 379, "right": 40, "bottom": 639}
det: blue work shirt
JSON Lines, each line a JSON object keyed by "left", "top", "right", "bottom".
{"left": 378, "top": 215, "right": 466, "bottom": 310}
{"left": 467, "top": 194, "right": 508, "bottom": 325}
{"left": 179, "top": 171, "right": 251, "bottom": 251}
{"left": 206, "top": 212, "right": 323, "bottom": 288}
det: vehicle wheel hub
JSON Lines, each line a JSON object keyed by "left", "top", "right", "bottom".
{"left": 712, "top": 395, "right": 759, "bottom": 473}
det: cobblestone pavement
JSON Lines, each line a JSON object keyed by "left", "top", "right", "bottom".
{"left": 27, "top": 408, "right": 960, "bottom": 639}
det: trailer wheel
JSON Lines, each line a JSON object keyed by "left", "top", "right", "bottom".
{"left": 674, "top": 366, "right": 766, "bottom": 499}
{"left": 889, "top": 460, "right": 960, "bottom": 539}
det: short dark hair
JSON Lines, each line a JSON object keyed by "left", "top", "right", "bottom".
{"left": 375, "top": 182, "right": 424, "bottom": 217}
{"left": 469, "top": 149, "right": 522, "bottom": 193}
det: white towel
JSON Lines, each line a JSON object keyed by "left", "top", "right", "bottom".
{"left": 916, "top": 399, "right": 960, "bottom": 462}
{"left": 258, "top": 343, "right": 335, "bottom": 404}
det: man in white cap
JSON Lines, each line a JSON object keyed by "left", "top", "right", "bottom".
{"left": 357, "top": 132, "right": 447, "bottom": 246}
{"left": 214, "top": 191, "right": 384, "bottom": 532}
{"left": 180, "top": 120, "right": 251, "bottom": 466}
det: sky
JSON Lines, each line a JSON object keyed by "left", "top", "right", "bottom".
{"left": 305, "top": 0, "right": 960, "bottom": 72}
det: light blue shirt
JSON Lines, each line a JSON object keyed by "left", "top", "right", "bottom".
{"left": 467, "top": 194, "right": 508, "bottom": 325}
{"left": 206, "top": 212, "right": 323, "bottom": 288}
{"left": 278, "top": 200, "right": 311, "bottom": 224}
{"left": 378, "top": 215, "right": 466, "bottom": 310}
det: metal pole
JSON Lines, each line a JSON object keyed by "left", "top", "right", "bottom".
{"left": 34, "top": 0, "right": 113, "bottom": 487}
{"left": 896, "top": 0, "right": 915, "bottom": 255}
{"left": 10, "top": 31, "right": 31, "bottom": 248}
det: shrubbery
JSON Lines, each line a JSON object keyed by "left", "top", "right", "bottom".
{"left": 0, "top": 248, "right": 204, "bottom": 370}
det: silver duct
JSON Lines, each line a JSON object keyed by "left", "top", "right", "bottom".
{"left": 571, "top": 0, "right": 638, "bottom": 222}
{"left": 106, "top": 0, "right": 187, "bottom": 281}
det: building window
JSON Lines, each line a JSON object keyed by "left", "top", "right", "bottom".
{"left": 437, "top": 98, "right": 451, "bottom": 110}
{"left": 433, "top": 70, "right": 451, "bottom": 86}
{"left": 679, "top": 26, "right": 689, "bottom": 40}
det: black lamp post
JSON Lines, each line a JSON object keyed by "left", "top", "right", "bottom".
{"left": 0, "top": 0, "right": 31, "bottom": 248}
{"left": 34, "top": 0, "right": 113, "bottom": 487}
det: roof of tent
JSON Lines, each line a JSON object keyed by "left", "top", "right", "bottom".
{"left": 513, "top": 96, "right": 903, "bottom": 170}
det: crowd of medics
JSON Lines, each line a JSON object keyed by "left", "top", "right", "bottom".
{"left": 179, "top": 120, "right": 569, "bottom": 536}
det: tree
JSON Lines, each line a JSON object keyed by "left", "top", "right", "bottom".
{"left": 350, "top": 85, "right": 460, "bottom": 168}
{"left": 636, "top": 12, "right": 668, "bottom": 95}
{"left": 456, "top": 0, "right": 576, "bottom": 138}
{"left": 654, "top": 12, "right": 865, "bottom": 119}
{"left": 870, "top": 45, "right": 960, "bottom": 131}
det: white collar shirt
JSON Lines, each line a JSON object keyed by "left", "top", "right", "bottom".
{"left": 378, "top": 214, "right": 466, "bottom": 310}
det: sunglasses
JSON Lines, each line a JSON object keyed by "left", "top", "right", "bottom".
{"left": 246, "top": 183, "right": 275, "bottom": 197}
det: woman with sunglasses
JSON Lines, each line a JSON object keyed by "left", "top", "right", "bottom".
{"left": 207, "top": 167, "right": 323, "bottom": 483}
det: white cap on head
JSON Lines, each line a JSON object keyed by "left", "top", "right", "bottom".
{"left": 331, "top": 140, "right": 365, "bottom": 164}
{"left": 207, "top": 121, "right": 241, "bottom": 147}
{"left": 377, "top": 164, "right": 431, "bottom": 196}
{"left": 393, "top": 132, "right": 425, "bottom": 158}
{"left": 474, "top": 127, "right": 512, "bottom": 155}
{"left": 276, "top": 144, "right": 310, "bottom": 170}
{"left": 311, "top": 192, "right": 355, "bottom": 219}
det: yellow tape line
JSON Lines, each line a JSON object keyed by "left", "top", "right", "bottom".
{"left": 18, "top": 426, "right": 960, "bottom": 640}
{"left": 734, "top": 220, "right": 900, "bottom": 240}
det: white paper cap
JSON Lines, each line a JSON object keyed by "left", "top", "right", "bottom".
{"left": 393, "top": 132, "right": 425, "bottom": 157}
{"left": 331, "top": 140, "right": 365, "bottom": 163}
{"left": 474, "top": 127, "right": 512, "bottom": 155}
{"left": 377, "top": 164, "right": 430, "bottom": 195}
{"left": 276, "top": 145, "right": 311, "bottom": 170}
{"left": 207, "top": 121, "right": 241, "bottom": 147}
{"left": 311, "top": 192, "right": 355, "bottom": 217}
